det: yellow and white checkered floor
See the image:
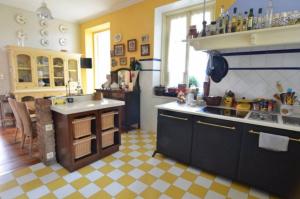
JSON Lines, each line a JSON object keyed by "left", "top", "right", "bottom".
{"left": 0, "top": 130, "right": 279, "bottom": 199}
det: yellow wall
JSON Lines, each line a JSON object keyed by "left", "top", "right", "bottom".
{"left": 215, "top": 0, "right": 236, "bottom": 16}
{"left": 80, "top": 0, "right": 236, "bottom": 92}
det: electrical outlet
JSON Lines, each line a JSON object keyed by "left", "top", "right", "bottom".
{"left": 46, "top": 152, "right": 54, "bottom": 160}
{"left": 45, "top": 124, "right": 53, "bottom": 131}
{"left": 0, "top": 74, "right": 4, "bottom": 80}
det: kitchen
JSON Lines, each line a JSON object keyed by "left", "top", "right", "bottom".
{"left": 0, "top": 0, "right": 300, "bottom": 199}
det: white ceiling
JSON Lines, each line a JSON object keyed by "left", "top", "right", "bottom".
{"left": 0, "top": 0, "right": 144, "bottom": 23}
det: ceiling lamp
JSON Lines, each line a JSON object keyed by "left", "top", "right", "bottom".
{"left": 36, "top": 1, "right": 53, "bottom": 20}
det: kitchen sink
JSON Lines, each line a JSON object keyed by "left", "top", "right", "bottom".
{"left": 282, "top": 116, "right": 300, "bottom": 126}
{"left": 248, "top": 112, "right": 278, "bottom": 123}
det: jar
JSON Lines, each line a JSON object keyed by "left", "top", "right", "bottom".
{"left": 210, "top": 21, "right": 217, "bottom": 35}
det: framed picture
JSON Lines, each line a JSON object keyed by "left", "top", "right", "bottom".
{"left": 127, "top": 39, "right": 137, "bottom": 52}
{"left": 141, "top": 44, "right": 150, "bottom": 56}
{"left": 114, "top": 44, "right": 125, "bottom": 56}
{"left": 141, "top": 34, "right": 149, "bottom": 43}
{"left": 120, "top": 57, "right": 127, "bottom": 66}
{"left": 130, "top": 57, "right": 136, "bottom": 65}
{"left": 111, "top": 59, "right": 117, "bottom": 67}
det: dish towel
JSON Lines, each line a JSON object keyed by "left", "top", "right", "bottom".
{"left": 259, "top": 132, "right": 289, "bottom": 152}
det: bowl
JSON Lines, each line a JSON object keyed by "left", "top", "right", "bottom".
{"left": 203, "top": 96, "right": 222, "bottom": 106}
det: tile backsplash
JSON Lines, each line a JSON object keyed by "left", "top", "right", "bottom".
{"left": 210, "top": 46, "right": 300, "bottom": 99}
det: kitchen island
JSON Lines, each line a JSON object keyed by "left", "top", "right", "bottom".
{"left": 51, "top": 98, "right": 125, "bottom": 171}
{"left": 155, "top": 102, "right": 300, "bottom": 198}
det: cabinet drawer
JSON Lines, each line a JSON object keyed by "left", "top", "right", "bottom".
{"left": 238, "top": 124, "right": 300, "bottom": 197}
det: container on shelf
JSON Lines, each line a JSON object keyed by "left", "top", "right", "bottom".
{"left": 101, "top": 112, "right": 118, "bottom": 130}
{"left": 72, "top": 116, "right": 95, "bottom": 139}
{"left": 102, "top": 128, "right": 118, "bottom": 148}
{"left": 73, "top": 135, "right": 95, "bottom": 159}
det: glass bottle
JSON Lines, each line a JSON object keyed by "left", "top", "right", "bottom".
{"left": 218, "top": 5, "right": 226, "bottom": 34}
{"left": 225, "top": 11, "right": 230, "bottom": 33}
{"left": 242, "top": 11, "right": 248, "bottom": 31}
{"left": 256, "top": 8, "right": 263, "bottom": 29}
{"left": 237, "top": 12, "right": 243, "bottom": 32}
{"left": 231, "top": 7, "right": 238, "bottom": 32}
{"left": 247, "top": 8, "right": 254, "bottom": 30}
{"left": 265, "top": 0, "right": 273, "bottom": 28}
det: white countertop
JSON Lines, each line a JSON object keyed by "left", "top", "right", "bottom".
{"left": 51, "top": 98, "right": 125, "bottom": 115}
{"left": 156, "top": 102, "right": 300, "bottom": 132}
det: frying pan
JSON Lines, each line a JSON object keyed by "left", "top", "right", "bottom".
{"left": 208, "top": 54, "right": 229, "bottom": 83}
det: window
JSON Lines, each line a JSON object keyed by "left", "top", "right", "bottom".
{"left": 94, "top": 29, "right": 111, "bottom": 88}
{"left": 163, "top": 6, "right": 213, "bottom": 90}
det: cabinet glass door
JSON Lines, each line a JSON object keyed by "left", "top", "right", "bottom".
{"left": 68, "top": 59, "right": 78, "bottom": 82}
{"left": 16, "top": 54, "right": 32, "bottom": 83}
{"left": 53, "top": 57, "right": 65, "bottom": 87}
{"left": 36, "top": 56, "right": 50, "bottom": 87}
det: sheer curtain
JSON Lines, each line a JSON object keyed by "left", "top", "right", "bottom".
{"left": 164, "top": 8, "right": 212, "bottom": 89}
{"left": 94, "top": 30, "right": 111, "bottom": 88}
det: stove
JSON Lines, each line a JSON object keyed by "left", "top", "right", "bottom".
{"left": 200, "top": 107, "right": 248, "bottom": 118}
{"left": 248, "top": 112, "right": 278, "bottom": 123}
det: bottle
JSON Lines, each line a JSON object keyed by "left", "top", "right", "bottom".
{"left": 237, "top": 12, "right": 243, "bottom": 32}
{"left": 265, "top": 0, "right": 273, "bottom": 28}
{"left": 218, "top": 5, "right": 226, "bottom": 34}
{"left": 231, "top": 7, "right": 238, "bottom": 32}
{"left": 225, "top": 11, "right": 230, "bottom": 33}
{"left": 247, "top": 8, "right": 254, "bottom": 30}
{"left": 242, "top": 11, "right": 248, "bottom": 31}
{"left": 256, "top": 8, "right": 263, "bottom": 29}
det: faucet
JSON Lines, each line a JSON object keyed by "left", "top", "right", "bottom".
{"left": 66, "top": 80, "right": 71, "bottom": 96}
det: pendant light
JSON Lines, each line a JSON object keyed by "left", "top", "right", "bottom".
{"left": 201, "top": 0, "right": 207, "bottom": 37}
{"left": 36, "top": 1, "right": 53, "bottom": 20}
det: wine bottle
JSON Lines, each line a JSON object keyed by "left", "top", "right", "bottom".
{"left": 256, "top": 8, "right": 263, "bottom": 29}
{"left": 265, "top": 0, "right": 273, "bottom": 28}
{"left": 247, "top": 8, "right": 254, "bottom": 30}
{"left": 242, "top": 11, "right": 248, "bottom": 31}
{"left": 237, "top": 12, "right": 243, "bottom": 32}
{"left": 231, "top": 7, "right": 238, "bottom": 32}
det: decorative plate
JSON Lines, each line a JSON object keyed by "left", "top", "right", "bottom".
{"left": 15, "top": 15, "right": 26, "bottom": 25}
{"left": 40, "top": 38, "right": 49, "bottom": 47}
{"left": 59, "top": 38, "right": 66, "bottom": 46}
{"left": 113, "top": 33, "right": 122, "bottom": 43}
{"left": 59, "top": 24, "right": 68, "bottom": 33}
{"left": 40, "top": 29, "right": 48, "bottom": 37}
{"left": 40, "top": 19, "right": 48, "bottom": 27}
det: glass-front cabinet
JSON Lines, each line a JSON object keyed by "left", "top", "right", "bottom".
{"left": 36, "top": 56, "right": 51, "bottom": 87}
{"left": 16, "top": 54, "right": 34, "bottom": 87}
{"left": 68, "top": 59, "right": 79, "bottom": 82}
{"left": 52, "top": 57, "right": 65, "bottom": 87}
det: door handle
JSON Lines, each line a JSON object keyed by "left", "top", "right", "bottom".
{"left": 160, "top": 114, "right": 188, "bottom": 121}
{"left": 196, "top": 121, "right": 236, "bottom": 130}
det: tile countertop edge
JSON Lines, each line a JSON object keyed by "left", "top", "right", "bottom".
{"left": 51, "top": 99, "right": 125, "bottom": 115}
{"left": 156, "top": 102, "right": 300, "bottom": 133}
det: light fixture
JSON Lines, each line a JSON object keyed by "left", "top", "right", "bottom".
{"left": 36, "top": 1, "right": 53, "bottom": 20}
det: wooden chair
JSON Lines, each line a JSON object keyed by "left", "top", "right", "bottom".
{"left": 8, "top": 98, "right": 23, "bottom": 143}
{"left": 16, "top": 101, "right": 37, "bottom": 155}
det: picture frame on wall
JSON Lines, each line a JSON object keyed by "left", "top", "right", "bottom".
{"left": 111, "top": 59, "right": 117, "bottom": 67}
{"left": 141, "top": 34, "right": 149, "bottom": 43}
{"left": 120, "top": 57, "right": 127, "bottom": 66}
{"left": 114, "top": 44, "right": 125, "bottom": 56}
{"left": 141, "top": 44, "right": 150, "bottom": 56}
{"left": 127, "top": 39, "right": 137, "bottom": 52}
{"left": 110, "top": 50, "right": 115, "bottom": 57}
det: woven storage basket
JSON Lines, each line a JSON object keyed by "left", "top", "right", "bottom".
{"left": 72, "top": 116, "right": 95, "bottom": 139}
{"left": 101, "top": 112, "right": 117, "bottom": 130}
{"left": 102, "top": 129, "right": 117, "bottom": 148}
{"left": 73, "top": 136, "right": 94, "bottom": 159}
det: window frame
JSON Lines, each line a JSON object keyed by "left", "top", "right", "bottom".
{"left": 161, "top": 2, "right": 215, "bottom": 87}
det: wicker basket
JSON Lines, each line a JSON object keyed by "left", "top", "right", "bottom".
{"left": 102, "top": 129, "right": 117, "bottom": 148}
{"left": 101, "top": 112, "right": 117, "bottom": 130}
{"left": 73, "top": 136, "right": 95, "bottom": 159}
{"left": 72, "top": 116, "right": 95, "bottom": 139}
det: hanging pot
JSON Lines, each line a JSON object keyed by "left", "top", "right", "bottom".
{"left": 210, "top": 55, "right": 229, "bottom": 83}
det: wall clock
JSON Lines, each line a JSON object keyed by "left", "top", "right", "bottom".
{"left": 113, "top": 33, "right": 122, "bottom": 43}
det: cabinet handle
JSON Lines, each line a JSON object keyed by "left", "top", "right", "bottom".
{"left": 160, "top": 114, "right": 188, "bottom": 121}
{"left": 196, "top": 121, "right": 236, "bottom": 130}
{"left": 249, "top": 130, "right": 300, "bottom": 143}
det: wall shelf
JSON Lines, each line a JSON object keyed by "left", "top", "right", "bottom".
{"left": 187, "top": 24, "right": 300, "bottom": 51}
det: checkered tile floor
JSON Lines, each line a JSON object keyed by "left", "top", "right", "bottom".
{"left": 0, "top": 130, "right": 279, "bottom": 199}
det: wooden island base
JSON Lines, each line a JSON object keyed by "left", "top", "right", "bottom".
{"left": 53, "top": 106, "right": 123, "bottom": 172}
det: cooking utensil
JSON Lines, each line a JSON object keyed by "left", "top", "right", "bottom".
{"left": 210, "top": 55, "right": 229, "bottom": 83}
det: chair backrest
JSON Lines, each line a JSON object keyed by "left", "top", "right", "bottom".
{"left": 16, "top": 102, "right": 32, "bottom": 137}
{"left": 8, "top": 98, "right": 23, "bottom": 131}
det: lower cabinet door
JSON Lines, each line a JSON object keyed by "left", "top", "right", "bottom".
{"left": 191, "top": 116, "right": 243, "bottom": 179}
{"left": 157, "top": 110, "right": 193, "bottom": 164}
{"left": 238, "top": 125, "right": 300, "bottom": 197}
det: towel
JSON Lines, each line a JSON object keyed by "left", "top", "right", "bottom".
{"left": 259, "top": 132, "right": 289, "bottom": 152}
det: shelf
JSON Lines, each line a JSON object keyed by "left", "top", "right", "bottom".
{"left": 187, "top": 24, "right": 300, "bottom": 51}
{"left": 18, "top": 67, "right": 31, "bottom": 71}
{"left": 37, "top": 64, "right": 49, "bottom": 67}
{"left": 54, "top": 77, "right": 64, "bottom": 79}
{"left": 38, "top": 77, "right": 50, "bottom": 79}
{"left": 68, "top": 69, "right": 77, "bottom": 72}
{"left": 54, "top": 65, "right": 64, "bottom": 68}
